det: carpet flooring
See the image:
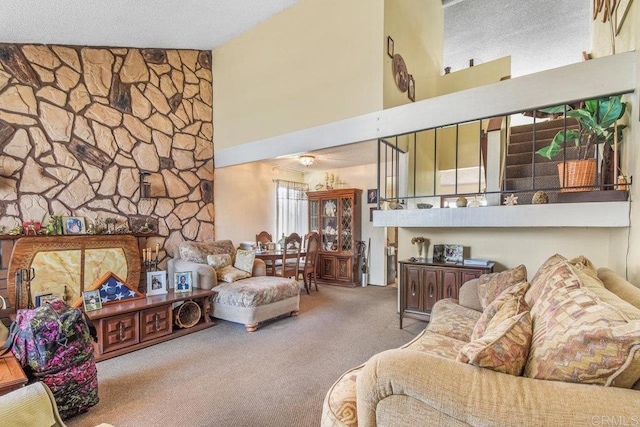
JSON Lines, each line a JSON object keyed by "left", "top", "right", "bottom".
{"left": 67, "top": 284, "right": 427, "bottom": 427}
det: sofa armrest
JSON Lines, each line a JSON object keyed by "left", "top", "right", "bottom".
{"left": 167, "top": 258, "right": 218, "bottom": 290}
{"left": 356, "top": 349, "right": 640, "bottom": 427}
{"left": 458, "top": 278, "right": 482, "bottom": 312}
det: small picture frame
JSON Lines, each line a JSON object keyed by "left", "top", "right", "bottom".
{"left": 174, "top": 272, "right": 193, "bottom": 293}
{"left": 408, "top": 74, "right": 415, "bottom": 102}
{"left": 387, "top": 36, "right": 394, "bottom": 58}
{"left": 147, "top": 271, "right": 168, "bottom": 296}
{"left": 62, "top": 216, "right": 86, "bottom": 235}
{"left": 367, "top": 189, "right": 378, "bottom": 204}
{"left": 82, "top": 289, "right": 102, "bottom": 312}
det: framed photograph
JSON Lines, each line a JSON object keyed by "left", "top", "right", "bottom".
{"left": 174, "top": 272, "right": 193, "bottom": 293}
{"left": 147, "top": 271, "right": 168, "bottom": 296}
{"left": 82, "top": 289, "right": 102, "bottom": 312}
{"left": 408, "top": 74, "right": 415, "bottom": 102}
{"left": 62, "top": 216, "right": 86, "bottom": 235}
{"left": 367, "top": 189, "right": 378, "bottom": 204}
{"left": 433, "top": 244, "right": 445, "bottom": 262}
{"left": 444, "top": 244, "right": 464, "bottom": 264}
{"left": 387, "top": 36, "right": 394, "bottom": 58}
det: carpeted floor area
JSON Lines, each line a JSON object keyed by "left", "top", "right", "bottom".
{"left": 67, "top": 284, "right": 427, "bottom": 427}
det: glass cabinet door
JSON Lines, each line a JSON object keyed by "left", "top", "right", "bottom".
{"left": 340, "top": 197, "right": 353, "bottom": 252}
{"left": 309, "top": 200, "right": 319, "bottom": 233}
{"left": 321, "top": 198, "right": 338, "bottom": 252}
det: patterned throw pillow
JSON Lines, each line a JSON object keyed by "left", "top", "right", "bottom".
{"left": 472, "top": 280, "right": 530, "bottom": 340}
{"left": 457, "top": 309, "right": 532, "bottom": 376}
{"left": 477, "top": 264, "right": 527, "bottom": 310}
{"left": 179, "top": 240, "right": 236, "bottom": 263}
{"left": 524, "top": 261, "right": 640, "bottom": 388}
{"left": 207, "top": 254, "right": 232, "bottom": 269}
{"left": 524, "top": 253, "right": 567, "bottom": 307}
{"left": 216, "top": 265, "right": 251, "bottom": 283}
{"left": 234, "top": 249, "right": 256, "bottom": 274}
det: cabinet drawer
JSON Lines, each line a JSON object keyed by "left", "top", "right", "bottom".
{"left": 99, "top": 312, "right": 140, "bottom": 354}
{"left": 140, "top": 305, "right": 172, "bottom": 342}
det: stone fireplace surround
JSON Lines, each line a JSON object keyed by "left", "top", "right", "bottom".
{"left": 0, "top": 42, "right": 214, "bottom": 269}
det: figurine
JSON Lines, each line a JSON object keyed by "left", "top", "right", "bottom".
{"left": 504, "top": 194, "right": 519, "bottom": 206}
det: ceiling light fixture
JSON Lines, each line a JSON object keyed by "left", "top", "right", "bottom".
{"left": 299, "top": 155, "right": 315, "bottom": 167}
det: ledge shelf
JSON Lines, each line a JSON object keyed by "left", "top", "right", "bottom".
{"left": 372, "top": 201, "right": 630, "bottom": 228}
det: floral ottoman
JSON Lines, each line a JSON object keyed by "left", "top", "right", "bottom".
{"left": 211, "top": 276, "right": 300, "bottom": 332}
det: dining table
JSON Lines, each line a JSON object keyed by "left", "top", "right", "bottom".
{"left": 255, "top": 249, "right": 307, "bottom": 276}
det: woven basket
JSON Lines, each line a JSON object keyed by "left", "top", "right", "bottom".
{"left": 557, "top": 159, "right": 596, "bottom": 192}
{"left": 174, "top": 301, "right": 201, "bottom": 329}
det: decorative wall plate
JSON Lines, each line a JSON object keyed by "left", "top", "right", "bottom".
{"left": 392, "top": 54, "right": 409, "bottom": 92}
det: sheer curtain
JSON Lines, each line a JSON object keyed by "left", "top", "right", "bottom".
{"left": 275, "top": 179, "right": 309, "bottom": 240}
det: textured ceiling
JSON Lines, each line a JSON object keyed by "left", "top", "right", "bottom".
{"left": 0, "top": 0, "right": 300, "bottom": 50}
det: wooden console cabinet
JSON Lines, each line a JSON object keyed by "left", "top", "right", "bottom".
{"left": 87, "top": 288, "right": 215, "bottom": 361}
{"left": 307, "top": 188, "right": 362, "bottom": 287}
{"left": 399, "top": 259, "right": 494, "bottom": 328}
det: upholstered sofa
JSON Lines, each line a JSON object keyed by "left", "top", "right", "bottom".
{"left": 322, "top": 254, "right": 640, "bottom": 426}
{"left": 167, "top": 240, "right": 300, "bottom": 331}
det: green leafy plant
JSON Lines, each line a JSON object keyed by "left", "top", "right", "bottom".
{"left": 536, "top": 95, "right": 627, "bottom": 160}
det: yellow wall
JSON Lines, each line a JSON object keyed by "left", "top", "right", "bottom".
{"left": 383, "top": 0, "right": 442, "bottom": 108}
{"left": 212, "top": 0, "right": 385, "bottom": 150}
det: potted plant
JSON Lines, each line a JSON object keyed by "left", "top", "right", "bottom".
{"left": 535, "top": 95, "right": 627, "bottom": 192}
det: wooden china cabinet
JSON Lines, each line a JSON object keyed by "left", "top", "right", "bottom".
{"left": 307, "top": 188, "right": 362, "bottom": 287}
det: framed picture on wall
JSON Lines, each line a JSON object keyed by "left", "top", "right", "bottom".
{"left": 387, "top": 36, "right": 394, "bottom": 58}
{"left": 367, "top": 189, "right": 378, "bottom": 204}
{"left": 408, "top": 74, "right": 415, "bottom": 102}
{"left": 62, "top": 216, "right": 86, "bottom": 235}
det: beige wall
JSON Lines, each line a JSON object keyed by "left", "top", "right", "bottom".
{"left": 212, "top": 0, "right": 385, "bottom": 150}
{"left": 214, "top": 163, "right": 303, "bottom": 244}
{"left": 383, "top": 0, "right": 443, "bottom": 108}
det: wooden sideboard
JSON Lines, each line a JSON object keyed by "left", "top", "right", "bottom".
{"left": 399, "top": 259, "right": 494, "bottom": 328}
{"left": 87, "top": 288, "right": 216, "bottom": 361}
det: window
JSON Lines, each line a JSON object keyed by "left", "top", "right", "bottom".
{"left": 275, "top": 180, "right": 309, "bottom": 240}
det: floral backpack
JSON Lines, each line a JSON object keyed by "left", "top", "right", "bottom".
{"left": 2, "top": 299, "right": 99, "bottom": 419}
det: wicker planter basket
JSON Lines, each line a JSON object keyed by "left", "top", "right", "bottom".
{"left": 557, "top": 159, "right": 596, "bottom": 193}
{"left": 174, "top": 301, "right": 201, "bottom": 329}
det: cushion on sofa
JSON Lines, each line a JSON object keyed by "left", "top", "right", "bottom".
{"left": 477, "top": 264, "right": 527, "bottom": 310}
{"left": 457, "top": 309, "right": 532, "bottom": 376}
{"left": 179, "top": 240, "right": 236, "bottom": 264}
{"left": 207, "top": 254, "right": 232, "bottom": 269}
{"left": 525, "top": 253, "right": 567, "bottom": 307}
{"left": 472, "top": 280, "right": 530, "bottom": 340}
{"left": 524, "top": 261, "right": 640, "bottom": 388}
{"left": 216, "top": 265, "right": 251, "bottom": 283}
{"left": 234, "top": 249, "right": 256, "bottom": 274}
{"left": 427, "top": 299, "right": 483, "bottom": 342}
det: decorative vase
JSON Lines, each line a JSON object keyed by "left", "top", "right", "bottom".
{"left": 417, "top": 242, "right": 425, "bottom": 258}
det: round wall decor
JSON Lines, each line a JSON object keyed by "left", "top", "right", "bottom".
{"left": 392, "top": 54, "right": 409, "bottom": 92}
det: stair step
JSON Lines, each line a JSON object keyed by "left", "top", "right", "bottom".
{"left": 505, "top": 162, "right": 560, "bottom": 179}
{"left": 509, "top": 126, "right": 578, "bottom": 145}
{"left": 510, "top": 117, "right": 579, "bottom": 135}
{"left": 504, "top": 175, "right": 561, "bottom": 192}
{"left": 508, "top": 137, "right": 556, "bottom": 154}
{"left": 505, "top": 147, "right": 583, "bottom": 166}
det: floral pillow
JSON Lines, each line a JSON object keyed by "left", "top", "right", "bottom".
{"left": 234, "top": 249, "right": 256, "bottom": 274}
{"left": 207, "top": 254, "right": 232, "bottom": 269}
{"left": 216, "top": 265, "right": 251, "bottom": 283}
{"left": 477, "top": 264, "right": 527, "bottom": 310}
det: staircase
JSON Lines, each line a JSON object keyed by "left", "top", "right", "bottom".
{"left": 503, "top": 117, "right": 582, "bottom": 204}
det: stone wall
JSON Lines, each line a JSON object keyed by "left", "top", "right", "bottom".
{"left": 0, "top": 43, "right": 214, "bottom": 266}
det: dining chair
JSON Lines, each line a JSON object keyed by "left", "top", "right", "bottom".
{"left": 255, "top": 231, "right": 273, "bottom": 249}
{"left": 298, "top": 232, "right": 321, "bottom": 294}
{"left": 275, "top": 232, "right": 302, "bottom": 279}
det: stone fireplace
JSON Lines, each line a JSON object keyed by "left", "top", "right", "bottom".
{"left": 0, "top": 43, "right": 214, "bottom": 267}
